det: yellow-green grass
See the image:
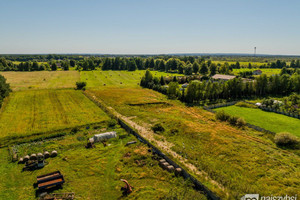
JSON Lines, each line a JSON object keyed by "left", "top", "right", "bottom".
{"left": 0, "top": 127, "right": 206, "bottom": 200}
{"left": 214, "top": 105, "right": 300, "bottom": 137}
{"left": 12, "top": 61, "right": 47, "bottom": 65}
{"left": 87, "top": 87, "right": 300, "bottom": 199}
{"left": 80, "top": 70, "right": 182, "bottom": 88}
{"left": 0, "top": 71, "right": 80, "bottom": 91}
{"left": 0, "top": 89, "right": 110, "bottom": 139}
{"left": 232, "top": 68, "right": 281, "bottom": 76}
{"left": 212, "top": 61, "right": 267, "bottom": 67}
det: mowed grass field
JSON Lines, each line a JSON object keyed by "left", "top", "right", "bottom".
{"left": 0, "top": 71, "right": 80, "bottom": 91}
{"left": 214, "top": 106, "right": 300, "bottom": 137}
{"left": 80, "top": 70, "right": 182, "bottom": 88}
{"left": 87, "top": 87, "right": 300, "bottom": 199}
{"left": 0, "top": 89, "right": 110, "bottom": 139}
{"left": 0, "top": 126, "right": 206, "bottom": 200}
{"left": 232, "top": 68, "right": 281, "bottom": 76}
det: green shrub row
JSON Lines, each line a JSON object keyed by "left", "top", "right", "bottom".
{"left": 215, "top": 110, "right": 246, "bottom": 128}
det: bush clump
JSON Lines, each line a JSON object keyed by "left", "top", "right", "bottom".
{"left": 216, "top": 110, "right": 246, "bottom": 128}
{"left": 70, "top": 127, "right": 79, "bottom": 135}
{"left": 151, "top": 123, "right": 165, "bottom": 133}
{"left": 236, "top": 117, "right": 246, "bottom": 128}
{"left": 107, "top": 119, "right": 117, "bottom": 127}
{"left": 274, "top": 132, "right": 299, "bottom": 147}
{"left": 215, "top": 110, "right": 230, "bottom": 121}
{"left": 228, "top": 116, "right": 239, "bottom": 125}
{"left": 76, "top": 81, "right": 87, "bottom": 90}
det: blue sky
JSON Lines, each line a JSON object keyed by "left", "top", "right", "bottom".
{"left": 0, "top": 0, "right": 300, "bottom": 55}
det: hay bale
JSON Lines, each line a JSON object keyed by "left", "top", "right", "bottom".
{"left": 44, "top": 151, "right": 50, "bottom": 159}
{"left": 12, "top": 153, "right": 18, "bottom": 162}
{"left": 37, "top": 153, "right": 44, "bottom": 159}
{"left": 51, "top": 150, "right": 58, "bottom": 157}
{"left": 161, "top": 162, "right": 169, "bottom": 169}
{"left": 18, "top": 158, "right": 24, "bottom": 164}
{"left": 175, "top": 168, "right": 182, "bottom": 176}
{"left": 166, "top": 165, "right": 174, "bottom": 172}
{"left": 23, "top": 155, "right": 30, "bottom": 162}
{"left": 159, "top": 159, "right": 166, "bottom": 163}
{"left": 30, "top": 154, "right": 37, "bottom": 160}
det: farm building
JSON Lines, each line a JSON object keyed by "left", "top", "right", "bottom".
{"left": 212, "top": 74, "right": 236, "bottom": 81}
{"left": 253, "top": 70, "right": 262, "bottom": 75}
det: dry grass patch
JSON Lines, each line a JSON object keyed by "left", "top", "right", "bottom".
{"left": 0, "top": 71, "right": 80, "bottom": 91}
{"left": 87, "top": 87, "right": 300, "bottom": 199}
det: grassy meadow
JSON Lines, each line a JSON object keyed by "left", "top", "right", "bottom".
{"left": 0, "top": 126, "right": 206, "bottom": 200}
{"left": 80, "top": 70, "right": 182, "bottom": 88}
{"left": 86, "top": 87, "right": 300, "bottom": 199}
{"left": 214, "top": 105, "right": 300, "bottom": 137}
{"left": 0, "top": 89, "right": 109, "bottom": 139}
{"left": 0, "top": 69, "right": 299, "bottom": 199}
{"left": 0, "top": 71, "right": 80, "bottom": 91}
{"left": 232, "top": 68, "right": 281, "bottom": 76}
{"left": 212, "top": 61, "right": 267, "bottom": 67}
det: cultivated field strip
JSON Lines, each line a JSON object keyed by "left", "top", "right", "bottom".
{"left": 80, "top": 70, "right": 182, "bottom": 88}
{"left": 0, "top": 71, "right": 80, "bottom": 91}
{"left": 0, "top": 89, "right": 110, "bottom": 139}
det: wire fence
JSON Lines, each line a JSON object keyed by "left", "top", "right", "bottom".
{"left": 203, "top": 102, "right": 276, "bottom": 135}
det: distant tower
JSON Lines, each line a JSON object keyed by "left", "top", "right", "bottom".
{"left": 254, "top": 47, "right": 256, "bottom": 56}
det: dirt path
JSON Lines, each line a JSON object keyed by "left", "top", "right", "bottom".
{"left": 104, "top": 104, "right": 228, "bottom": 197}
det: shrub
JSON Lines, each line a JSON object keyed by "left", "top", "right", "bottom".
{"left": 170, "top": 128, "right": 179, "bottom": 135}
{"left": 215, "top": 110, "right": 230, "bottom": 121}
{"left": 151, "top": 123, "right": 165, "bottom": 133}
{"left": 228, "top": 116, "right": 239, "bottom": 125}
{"left": 274, "top": 132, "right": 299, "bottom": 147}
{"left": 70, "top": 127, "right": 79, "bottom": 134}
{"left": 107, "top": 119, "right": 117, "bottom": 127}
{"left": 76, "top": 81, "right": 87, "bottom": 90}
{"left": 236, "top": 117, "right": 246, "bottom": 128}
{"left": 235, "top": 102, "right": 257, "bottom": 109}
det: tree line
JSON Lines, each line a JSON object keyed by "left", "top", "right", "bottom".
{"left": 0, "top": 58, "right": 72, "bottom": 71}
{"left": 1, "top": 55, "right": 300, "bottom": 73}
{"left": 0, "top": 74, "right": 11, "bottom": 108}
{"left": 140, "top": 70, "right": 300, "bottom": 104}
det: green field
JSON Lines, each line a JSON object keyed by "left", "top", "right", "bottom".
{"left": 0, "top": 71, "right": 80, "bottom": 91}
{"left": 87, "top": 87, "right": 300, "bottom": 199}
{"left": 212, "top": 61, "right": 267, "bottom": 67}
{"left": 80, "top": 70, "right": 182, "bottom": 88}
{"left": 0, "top": 89, "right": 110, "bottom": 139}
{"left": 1, "top": 70, "right": 299, "bottom": 199}
{"left": 0, "top": 126, "right": 206, "bottom": 200}
{"left": 214, "top": 105, "right": 300, "bottom": 137}
{"left": 232, "top": 68, "right": 281, "bottom": 76}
